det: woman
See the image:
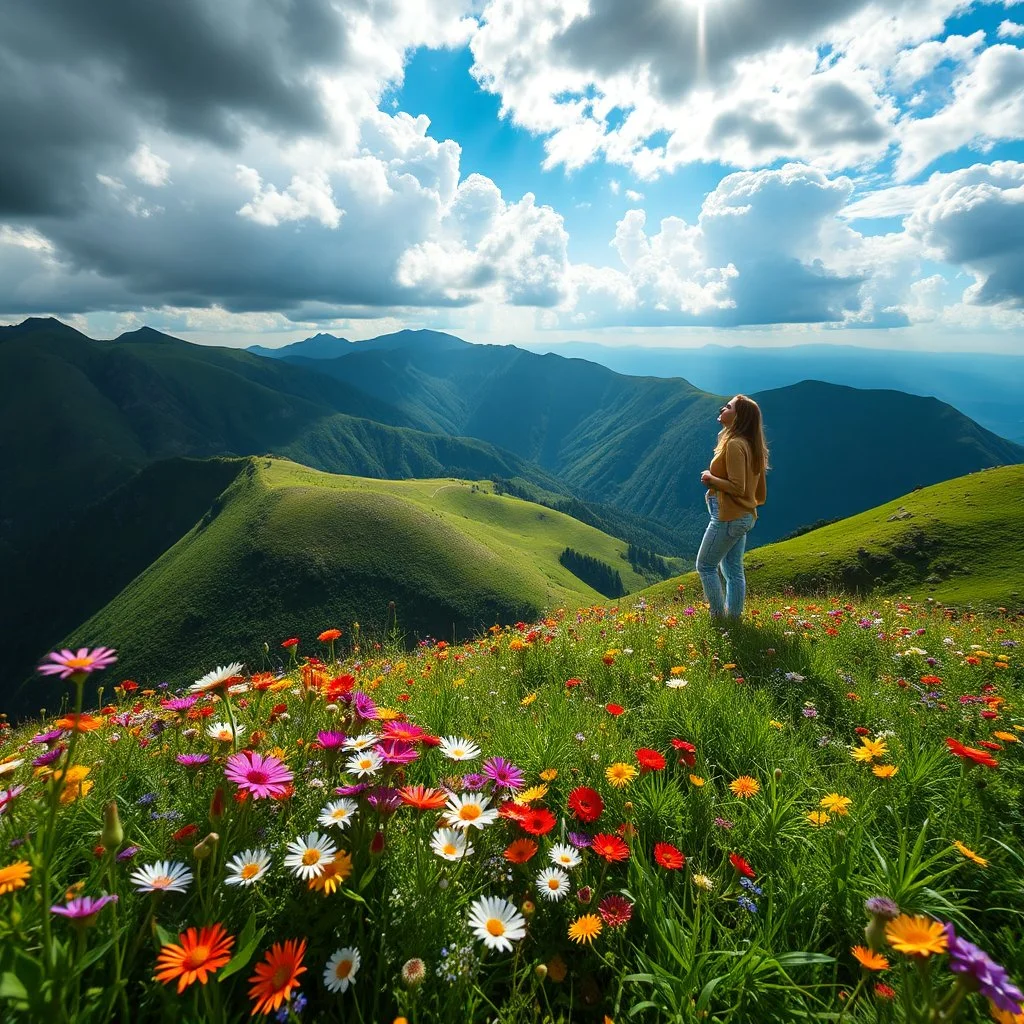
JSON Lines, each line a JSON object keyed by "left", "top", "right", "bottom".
{"left": 697, "top": 394, "right": 769, "bottom": 621}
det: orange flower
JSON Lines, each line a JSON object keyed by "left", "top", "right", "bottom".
{"left": 503, "top": 839, "right": 538, "bottom": 864}
{"left": 155, "top": 924, "right": 235, "bottom": 993}
{"left": 249, "top": 939, "right": 307, "bottom": 1016}
{"left": 729, "top": 776, "right": 760, "bottom": 798}
{"left": 851, "top": 946, "right": 889, "bottom": 971}
{"left": 872, "top": 764, "right": 898, "bottom": 779}
{"left": 318, "top": 629, "right": 342, "bottom": 643}
{"left": 397, "top": 785, "right": 448, "bottom": 811}
{"left": 885, "top": 915, "right": 948, "bottom": 958}
{"left": 54, "top": 713, "right": 103, "bottom": 733}
{"left": 0, "top": 861, "right": 32, "bottom": 895}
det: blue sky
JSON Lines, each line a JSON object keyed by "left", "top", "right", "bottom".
{"left": 0, "top": 0, "right": 1022, "bottom": 351}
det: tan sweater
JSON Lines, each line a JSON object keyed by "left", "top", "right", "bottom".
{"left": 706, "top": 437, "right": 767, "bottom": 521}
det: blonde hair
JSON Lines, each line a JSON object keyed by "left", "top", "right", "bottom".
{"left": 713, "top": 394, "right": 770, "bottom": 475}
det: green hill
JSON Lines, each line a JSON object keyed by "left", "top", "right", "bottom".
{"left": 639, "top": 464, "right": 1024, "bottom": 610}
{"left": 26, "top": 458, "right": 684, "bottom": 711}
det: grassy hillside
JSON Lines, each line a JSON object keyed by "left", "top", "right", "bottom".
{"left": 640, "top": 464, "right": 1024, "bottom": 609}
{"left": 35, "top": 458, "right": 678, "bottom": 708}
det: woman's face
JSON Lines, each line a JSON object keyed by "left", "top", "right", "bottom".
{"left": 718, "top": 397, "right": 738, "bottom": 427}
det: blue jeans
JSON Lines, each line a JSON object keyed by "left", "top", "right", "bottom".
{"left": 696, "top": 495, "right": 755, "bottom": 619}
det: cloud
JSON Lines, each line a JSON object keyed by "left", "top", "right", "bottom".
{"left": 624, "top": 189, "right": 645, "bottom": 202}
{"left": 998, "top": 20, "right": 1024, "bottom": 38}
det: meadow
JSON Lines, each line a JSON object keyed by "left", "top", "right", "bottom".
{"left": 0, "top": 592, "right": 1021, "bottom": 1023}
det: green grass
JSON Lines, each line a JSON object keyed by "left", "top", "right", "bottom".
{"left": 642, "top": 465, "right": 1024, "bottom": 610}
{"left": 53, "top": 458, "right": 674, "bottom": 701}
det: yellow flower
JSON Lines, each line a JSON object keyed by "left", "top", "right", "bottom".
{"left": 722, "top": 663, "right": 736, "bottom": 670}
{"left": 820, "top": 794, "right": 852, "bottom": 816}
{"left": 851, "top": 946, "right": 889, "bottom": 971}
{"left": 508, "top": 638, "right": 526, "bottom": 652}
{"left": 769, "top": 720, "right": 785, "bottom": 730}
{"left": 688, "top": 775, "right": 705, "bottom": 787}
{"left": 605, "top": 763, "right": 638, "bottom": 789}
{"left": 568, "top": 914, "right": 602, "bottom": 945}
{"left": 952, "top": 841, "right": 988, "bottom": 868}
{"left": 806, "top": 811, "right": 831, "bottom": 826}
{"left": 0, "top": 861, "right": 32, "bottom": 896}
{"left": 376, "top": 708, "right": 401, "bottom": 721}
{"left": 308, "top": 851, "right": 354, "bottom": 895}
{"left": 539, "top": 768, "right": 558, "bottom": 782}
{"left": 520, "top": 693, "right": 537, "bottom": 707}
{"left": 451, "top": 678, "right": 466, "bottom": 688}
{"left": 729, "top": 776, "right": 760, "bottom": 798}
{"left": 885, "top": 914, "right": 948, "bottom": 957}
{"left": 851, "top": 737, "right": 888, "bottom": 763}
{"left": 872, "top": 764, "right": 898, "bottom": 779}
{"left": 993, "top": 731, "right": 1018, "bottom": 743}
{"left": 513, "top": 785, "right": 549, "bottom": 804}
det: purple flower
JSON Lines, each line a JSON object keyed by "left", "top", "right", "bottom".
{"left": 482, "top": 756, "right": 525, "bottom": 792}
{"left": 377, "top": 738, "right": 418, "bottom": 766}
{"left": 32, "top": 729, "right": 66, "bottom": 746}
{"left": 737, "top": 895, "right": 758, "bottom": 914}
{"left": 865, "top": 896, "right": 900, "bottom": 919}
{"left": 352, "top": 692, "right": 378, "bottom": 720}
{"left": 116, "top": 845, "right": 140, "bottom": 862}
{"left": 225, "top": 751, "right": 294, "bottom": 800}
{"left": 714, "top": 817, "right": 735, "bottom": 830}
{"left": 32, "top": 746, "right": 65, "bottom": 768}
{"left": 176, "top": 753, "right": 211, "bottom": 768}
{"left": 333, "top": 782, "right": 370, "bottom": 797}
{"left": 316, "top": 730, "right": 346, "bottom": 749}
{"left": 136, "top": 793, "right": 158, "bottom": 806}
{"left": 51, "top": 894, "right": 118, "bottom": 923}
{"left": 38, "top": 647, "right": 117, "bottom": 680}
{"left": 567, "top": 832, "right": 592, "bottom": 849}
{"left": 802, "top": 707, "right": 818, "bottom": 719}
{"left": 461, "top": 773, "right": 486, "bottom": 791}
{"left": 161, "top": 695, "right": 199, "bottom": 713}
{"left": 944, "top": 923, "right": 1024, "bottom": 1013}
{"left": 365, "top": 785, "right": 402, "bottom": 814}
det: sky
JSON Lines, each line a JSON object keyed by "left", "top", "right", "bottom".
{"left": 2, "top": 0, "right": 1024, "bottom": 353}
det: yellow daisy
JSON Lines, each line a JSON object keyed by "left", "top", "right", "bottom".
{"left": 604, "top": 763, "right": 638, "bottom": 789}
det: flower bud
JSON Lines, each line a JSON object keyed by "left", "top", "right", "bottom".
{"left": 521, "top": 899, "right": 536, "bottom": 917}
{"left": 101, "top": 801, "right": 123, "bottom": 853}
{"left": 773, "top": 768, "right": 783, "bottom": 781}
{"left": 577, "top": 885, "right": 593, "bottom": 905}
{"left": 534, "top": 963, "right": 548, "bottom": 979}
{"left": 193, "top": 832, "right": 219, "bottom": 861}
{"left": 209, "top": 785, "right": 227, "bottom": 824}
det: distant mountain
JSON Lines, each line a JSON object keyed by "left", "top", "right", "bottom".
{"left": 517, "top": 340, "right": 1024, "bottom": 446}
{"left": 248, "top": 332, "right": 351, "bottom": 360}
{"left": 248, "top": 328, "right": 469, "bottom": 361}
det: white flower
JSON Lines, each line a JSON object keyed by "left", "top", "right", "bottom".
{"left": 430, "top": 828, "right": 474, "bottom": 861}
{"left": 318, "top": 798, "right": 359, "bottom": 831}
{"left": 0, "top": 759, "right": 24, "bottom": 777}
{"left": 666, "top": 677, "right": 688, "bottom": 688}
{"left": 344, "top": 750, "right": 382, "bottom": 778}
{"left": 283, "top": 831, "right": 337, "bottom": 880}
{"left": 444, "top": 793, "right": 498, "bottom": 830}
{"left": 343, "top": 733, "right": 379, "bottom": 751}
{"left": 784, "top": 672, "right": 806, "bottom": 682}
{"left": 535, "top": 867, "right": 570, "bottom": 901}
{"left": 130, "top": 860, "right": 193, "bottom": 894}
{"left": 467, "top": 896, "right": 526, "bottom": 952}
{"left": 190, "top": 663, "right": 245, "bottom": 693}
{"left": 207, "top": 721, "right": 245, "bottom": 743}
{"left": 323, "top": 947, "right": 361, "bottom": 993}
{"left": 438, "top": 736, "right": 481, "bottom": 761}
{"left": 224, "top": 848, "right": 271, "bottom": 886}
{"left": 548, "top": 844, "right": 581, "bottom": 869}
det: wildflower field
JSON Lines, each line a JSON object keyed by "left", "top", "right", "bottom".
{"left": 1, "top": 595, "right": 1022, "bottom": 1023}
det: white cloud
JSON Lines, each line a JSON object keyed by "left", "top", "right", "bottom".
{"left": 129, "top": 144, "right": 171, "bottom": 187}
{"left": 236, "top": 167, "right": 344, "bottom": 228}
{"left": 625, "top": 188, "right": 644, "bottom": 202}
{"left": 998, "top": 20, "right": 1024, "bottom": 38}
{"left": 889, "top": 31, "right": 985, "bottom": 90}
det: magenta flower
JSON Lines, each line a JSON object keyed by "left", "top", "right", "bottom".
{"left": 377, "top": 738, "right": 418, "bottom": 766}
{"left": 598, "top": 893, "right": 634, "bottom": 928}
{"left": 333, "top": 782, "right": 370, "bottom": 797}
{"left": 944, "top": 923, "right": 1024, "bottom": 1013}
{"left": 365, "top": 785, "right": 403, "bottom": 814}
{"left": 316, "top": 730, "right": 346, "bottom": 749}
{"left": 351, "top": 692, "right": 378, "bottom": 720}
{"left": 32, "top": 747, "right": 64, "bottom": 768}
{"left": 38, "top": 647, "right": 117, "bottom": 680}
{"left": 161, "top": 695, "right": 199, "bottom": 713}
{"left": 32, "top": 729, "right": 66, "bottom": 746}
{"left": 0, "top": 786, "right": 25, "bottom": 816}
{"left": 381, "top": 721, "right": 425, "bottom": 742}
{"left": 482, "top": 756, "right": 525, "bottom": 792}
{"left": 51, "top": 894, "right": 118, "bottom": 924}
{"left": 224, "top": 751, "right": 293, "bottom": 799}
{"left": 176, "top": 753, "right": 211, "bottom": 768}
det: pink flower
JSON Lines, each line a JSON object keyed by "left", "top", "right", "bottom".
{"left": 38, "top": 647, "right": 117, "bottom": 680}
{"left": 224, "top": 751, "right": 293, "bottom": 799}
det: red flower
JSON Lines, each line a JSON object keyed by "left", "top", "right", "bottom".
{"left": 120, "top": 681, "right": 139, "bottom": 693}
{"left": 281, "top": 638, "right": 299, "bottom": 649}
{"left": 980, "top": 710, "right": 998, "bottom": 720}
{"left": 398, "top": 785, "right": 448, "bottom": 811}
{"left": 605, "top": 703, "right": 625, "bottom": 716}
{"left": 635, "top": 748, "right": 666, "bottom": 772}
{"left": 979, "top": 740, "right": 1002, "bottom": 751}
{"left": 653, "top": 842, "right": 685, "bottom": 870}
{"left": 670, "top": 739, "right": 697, "bottom": 767}
{"left": 498, "top": 800, "right": 529, "bottom": 823}
{"left": 171, "top": 824, "right": 199, "bottom": 843}
{"left": 945, "top": 737, "right": 999, "bottom": 768}
{"left": 565, "top": 677, "right": 583, "bottom": 689}
{"left": 729, "top": 853, "right": 756, "bottom": 879}
{"left": 855, "top": 727, "right": 871, "bottom": 736}
{"left": 519, "top": 807, "right": 557, "bottom": 836}
{"left": 420, "top": 734, "right": 442, "bottom": 747}
{"left": 920, "top": 675, "right": 942, "bottom": 685}
{"left": 568, "top": 786, "right": 604, "bottom": 823}
{"left": 874, "top": 983, "right": 896, "bottom": 1000}
{"left": 326, "top": 675, "right": 355, "bottom": 699}
{"left": 591, "top": 834, "right": 630, "bottom": 863}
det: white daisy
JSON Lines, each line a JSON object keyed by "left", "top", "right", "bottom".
{"left": 666, "top": 677, "right": 689, "bottom": 689}
{"left": 323, "top": 947, "right": 361, "bottom": 993}
{"left": 343, "top": 733, "right": 379, "bottom": 751}
{"left": 190, "top": 662, "right": 245, "bottom": 693}
{"left": 444, "top": 792, "right": 498, "bottom": 831}
{"left": 430, "top": 828, "right": 474, "bottom": 861}
{"left": 535, "top": 867, "right": 570, "bottom": 901}
{"left": 318, "top": 798, "right": 359, "bottom": 831}
{"left": 438, "top": 736, "right": 481, "bottom": 761}
{"left": 207, "top": 721, "right": 246, "bottom": 743}
{"left": 224, "top": 848, "right": 271, "bottom": 886}
{"left": 548, "top": 843, "right": 581, "bottom": 869}
{"left": 467, "top": 896, "right": 526, "bottom": 952}
{"left": 130, "top": 860, "right": 193, "bottom": 894}
{"left": 344, "top": 750, "right": 382, "bottom": 778}
{"left": 283, "top": 831, "right": 337, "bottom": 880}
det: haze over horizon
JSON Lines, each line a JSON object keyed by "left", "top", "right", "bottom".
{"left": 3, "top": 0, "right": 1024, "bottom": 353}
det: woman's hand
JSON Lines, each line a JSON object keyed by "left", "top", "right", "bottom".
{"left": 701, "top": 470, "right": 714, "bottom": 486}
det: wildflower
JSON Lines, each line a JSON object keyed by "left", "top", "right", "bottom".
{"left": 520, "top": 692, "right": 537, "bottom": 707}
{"left": 598, "top": 894, "right": 634, "bottom": 927}
{"left": 549, "top": 844, "right": 582, "bottom": 869}
{"left": 462, "top": 773, "right": 486, "bottom": 791}
{"left": 38, "top": 647, "right": 117, "bottom": 681}
{"left": 605, "top": 763, "right": 638, "bottom": 788}
{"left": 872, "top": 764, "right": 898, "bottom": 778}
{"left": 177, "top": 753, "right": 211, "bottom": 768}
{"left": 155, "top": 923, "right": 235, "bottom": 993}
{"left": 467, "top": 897, "right": 526, "bottom": 952}
{"left": 397, "top": 786, "right": 448, "bottom": 811}
{"left": 32, "top": 729, "right": 66, "bottom": 746}
{"left": 514, "top": 785, "right": 548, "bottom": 804}
{"left": 874, "top": 983, "right": 896, "bottom": 999}
{"left": 324, "top": 947, "right": 360, "bottom": 993}
{"left": 316, "top": 730, "right": 346, "bottom": 750}
{"left": 430, "top": 828, "right": 473, "bottom": 861}
{"left": 519, "top": 808, "right": 557, "bottom": 836}
{"left": 820, "top": 794, "right": 852, "bottom": 815}
{"left": 568, "top": 786, "right": 603, "bottom": 823}
{"left": 54, "top": 713, "right": 103, "bottom": 733}
{"left": 539, "top": 768, "right": 558, "bottom": 782}
{"left": 591, "top": 834, "right": 630, "bottom": 862}
{"left": 130, "top": 860, "right": 193, "bottom": 894}
{"left": 605, "top": 703, "right": 625, "bottom": 716}
{"left": 249, "top": 939, "right": 307, "bottom": 1017}
{"left": 567, "top": 832, "right": 592, "bottom": 849}
{"left": 207, "top": 722, "right": 245, "bottom": 744}
{"left": 536, "top": 867, "right": 570, "bottom": 901}
{"left": 653, "top": 843, "right": 686, "bottom": 869}
{"left": 952, "top": 841, "right": 988, "bottom": 868}
{"left": 283, "top": 832, "right": 337, "bottom": 881}
{"left": 445, "top": 793, "right": 498, "bottom": 830}
{"left": 729, "top": 853, "right": 756, "bottom": 879}
{"left": 692, "top": 874, "right": 715, "bottom": 891}
{"left": 576, "top": 885, "right": 593, "bottom": 904}
{"left": 635, "top": 748, "right": 666, "bottom": 771}
{"left": 852, "top": 946, "right": 890, "bottom": 971}
{"left": 852, "top": 738, "right": 887, "bottom": 763}
{"left": 343, "top": 733, "right": 379, "bottom": 752}
{"left": 885, "top": 915, "right": 948, "bottom": 958}
{"left": 58, "top": 764, "right": 93, "bottom": 803}
{"left": 309, "top": 852, "right": 353, "bottom": 895}
{"left": 946, "top": 738, "right": 999, "bottom": 769}
{"left": 344, "top": 751, "right": 383, "bottom": 778}
{"left": 568, "top": 914, "right": 602, "bottom": 945}
{"left": 666, "top": 677, "right": 689, "bottom": 688}
{"left": 225, "top": 751, "right": 293, "bottom": 800}
{"left": 377, "top": 739, "right": 419, "bottom": 766}
{"left": 0, "top": 861, "right": 31, "bottom": 895}
{"left": 715, "top": 817, "right": 735, "bottom": 830}
{"left": 401, "top": 958, "right": 426, "bottom": 988}
{"left": 944, "top": 923, "right": 1024, "bottom": 1013}
{"left": 504, "top": 839, "right": 538, "bottom": 864}
{"left": 993, "top": 731, "right": 1019, "bottom": 743}
{"left": 737, "top": 895, "right": 758, "bottom": 913}
{"left": 482, "top": 757, "right": 525, "bottom": 791}
{"left": 190, "top": 663, "right": 244, "bottom": 694}
{"left": 319, "top": 628, "right": 342, "bottom": 643}
{"left": 0, "top": 787, "right": 25, "bottom": 817}
{"left": 807, "top": 811, "right": 831, "bottom": 826}
{"left": 225, "top": 848, "right": 272, "bottom": 886}
{"left": 729, "top": 776, "right": 760, "bottom": 798}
